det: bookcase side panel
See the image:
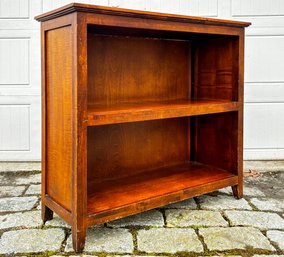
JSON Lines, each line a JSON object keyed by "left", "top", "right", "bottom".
{"left": 44, "top": 25, "right": 73, "bottom": 211}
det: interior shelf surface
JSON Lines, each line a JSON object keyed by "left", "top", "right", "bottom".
{"left": 87, "top": 162, "right": 238, "bottom": 214}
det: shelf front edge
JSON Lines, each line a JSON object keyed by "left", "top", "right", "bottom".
{"left": 86, "top": 175, "right": 238, "bottom": 226}
{"left": 88, "top": 101, "right": 240, "bottom": 126}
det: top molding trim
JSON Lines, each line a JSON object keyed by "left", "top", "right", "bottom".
{"left": 35, "top": 2, "right": 251, "bottom": 27}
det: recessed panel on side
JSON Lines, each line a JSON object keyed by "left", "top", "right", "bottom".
{"left": 87, "top": 118, "right": 190, "bottom": 184}
{"left": 45, "top": 26, "right": 73, "bottom": 211}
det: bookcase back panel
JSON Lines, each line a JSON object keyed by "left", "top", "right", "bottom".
{"left": 194, "top": 37, "right": 238, "bottom": 101}
{"left": 87, "top": 117, "right": 189, "bottom": 183}
{"left": 194, "top": 112, "right": 238, "bottom": 173}
{"left": 87, "top": 34, "right": 191, "bottom": 106}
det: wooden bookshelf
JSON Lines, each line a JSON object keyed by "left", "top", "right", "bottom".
{"left": 36, "top": 3, "right": 250, "bottom": 252}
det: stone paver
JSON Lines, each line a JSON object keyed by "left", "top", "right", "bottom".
{"left": 219, "top": 186, "right": 265, "bottom": 197}
{"left": 45, "top": 214, "right": 71, "bottom": 228}
{"left": 137, "top": 228, "right": 203, "bottom": 253}
{"left": 166, "top": 209, "right": 228, "bottom": 227}
{"left": 0, "top": 185, "right": 26, "bottom": 197}
{"left": 0, "top": 228, "right": 65, "bottom": 254}
{"left": 108, "top": 255, "right": 166, "bottom": 257}
{"left": 225, "top": 210, "right": 284, "bottom": 230}
{"left": 65, "top": 228, "right": 133, "bottom": 253}
{"left": 251, "top": 198, "right": 284, "bottom": 212}
{"left": 0, "top": 162, "right": 41, "bottom": 173}
{"left": 108, "top": 210, "right": 164, "bottom": 227}
{"left": 67, "top": 254, "right": 97, "bottom": 257}
{"left": 267, "top": 230, "right": 284, "bottom": 250}
{"left": 1, "top": 173, "right": 41, "bottom": 185}
{"left": 25, "top": 184, "right": 41, "bottom": 195}
{"left": 161, "top": 198, "right": 197, "bottom": 209}
{"left": 253, "top": 254, "right": 284, "bottom": 257}
{"left": 14, "top": 173, "right": 41, "bottom": 185}
{"left": 1, "top": 163, "right": 284, "bottom": 256}
{"left": 199, "top": 255, "right": 242, "bottom": 257}
{"left": 245, "top": 160, "right": 284, "bottom": 172}
{"left": 51, "top": 255, "right": 98, "bottom": 257}
{"left": 199, "top": 227, "right": 275, "bottom": 251}
{"left": 244, "top": 186, "right": 266, "bottom": 197}
{"left": 0, "top": 196, "right": 38, "bottom": 212}
{"left": 69, "top": 254, "right": 97, "bottom": 257}
{"left": 0, "top": 210, "right": 42, "bottom": 229}
{"left": 197, "top": 194, "right": 252, "bottom": 210}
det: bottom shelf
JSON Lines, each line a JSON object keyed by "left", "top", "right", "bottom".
{"left": 87, "top": 162, "right": 238, "bottom": 218}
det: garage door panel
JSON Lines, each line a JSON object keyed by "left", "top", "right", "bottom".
{"left": 0, "top": 0, "right": 29, "bottom": 19}
{"left": 244, "top": 103, "right": 284, "bottom": 149}
{"left": 0, "top": 38, "right": 29, "bottom": 85}
{"left": 0, "top": 96, "right": 41, "bottom": 160}
{"left": 0, "top": 30, "right": 40, "bottom": 95}
{"left": 245, "top": 83, "right": 284, "bottom": 103}
{"left": 0, "top": 104, "right": 30, "bottom": 151}
{"left": 0, "top": 0, "right": 41, "bottom": 29}
{"left": 146, "top": 0, "right": 218, "bottom": 16}
{"left": 232, "top": 0, "right": 284, "bottom": 16}
{"left": 245, "top": 36, "right": 284, "bottom": 83}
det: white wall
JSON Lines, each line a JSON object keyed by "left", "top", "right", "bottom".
{"left": 0, "top": 0, "right": 283, "bottom": 160}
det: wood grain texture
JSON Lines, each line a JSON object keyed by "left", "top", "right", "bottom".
{"left": 194, "top": 36, "right": 238, "bottom": 101}
{"left": 45, "top": 25, "right": 73, "bottom": 211}
{"left": 71, "top": 12, "right": 88, "bottom": 252}
{"left": 88, "top": 100, "right": 240, "bottom": 126}
{"left": 194, "top": 112, "right": 238, "bottom": 173}
{"left": 87, "top": 34, "right": 190, "bottom": 106}
{"left": 87, "top": 162, "right": 238, "bottom": 215}
{"left": 87, "top": 118, "right": 189, "bottom": 182}
{"left": 35, "top": 2, "right": 250, "bottom": 28}
{"left": 87, "top": 173, "right": 238, "bottom": 225}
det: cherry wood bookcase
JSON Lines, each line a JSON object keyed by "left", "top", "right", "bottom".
{"left": 36, "top": 4, "right": 250, "bottom": 252}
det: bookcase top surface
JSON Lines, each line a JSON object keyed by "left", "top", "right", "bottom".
{"left": 35, "top": 2, "right": 250, "bottom": 27}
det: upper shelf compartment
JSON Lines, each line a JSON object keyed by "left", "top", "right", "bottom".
{"left": 86, "top": 22, "right": 242, "bottom": 127}
{"left": 87, "top": 99, "right": 239, "bottom": 126}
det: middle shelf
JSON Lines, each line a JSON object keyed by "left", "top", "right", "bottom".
{"left": 87, "top": 99, "right": 239, "bottom": 126}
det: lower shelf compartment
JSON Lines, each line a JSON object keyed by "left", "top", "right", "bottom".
{"left": 87, "top": 162, "right": 238, "bottom": 217}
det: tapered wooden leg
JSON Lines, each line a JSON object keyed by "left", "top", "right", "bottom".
{"left": 42, "top": 204, "right": 53, "bottom": 222}
{"left": 232, "top": 184, "right": 243, "bottom": 199}
{"left": 72, "top": 226, "right": 86, "bottom": 253}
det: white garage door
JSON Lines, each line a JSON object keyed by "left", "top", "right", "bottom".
{"left": 0, "top": 0, "right": 283, "bottom": 160}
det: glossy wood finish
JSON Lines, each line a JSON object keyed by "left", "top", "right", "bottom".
{"left": 194, "top": 37, "right": 238, "bottom": 101}
{"left": 88, "top": 100, "right": 239, "bottom": 126}
{"left": 87, "top": 118, "right": 189, "bottom": 182}
{"left": 35, "top": 2, "right": 249, "bottom": 27}
{"left": 87, "top": 162, "right": 238, "bottom": 215}
{"left": 87, "top": 34, "right": 191, "bottom": 106}
{"left": 45, "top": 25, "right": 73, "bottom": 211}
{"left": 36, "top": 3, "right": 250, "bottom": 252}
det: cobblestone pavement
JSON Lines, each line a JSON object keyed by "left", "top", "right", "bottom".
{"left": 0, "top": 164, "right": 284, "bottom": 257}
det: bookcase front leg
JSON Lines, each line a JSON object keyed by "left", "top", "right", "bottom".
{"left": 72, "top": 225, "right": 86, "bottom": 252}
{"left": 42, "top": 204, "right": 53, "bottom": 222}
{"left": 232, "top": 184, "right": 243, "bottom": 199}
